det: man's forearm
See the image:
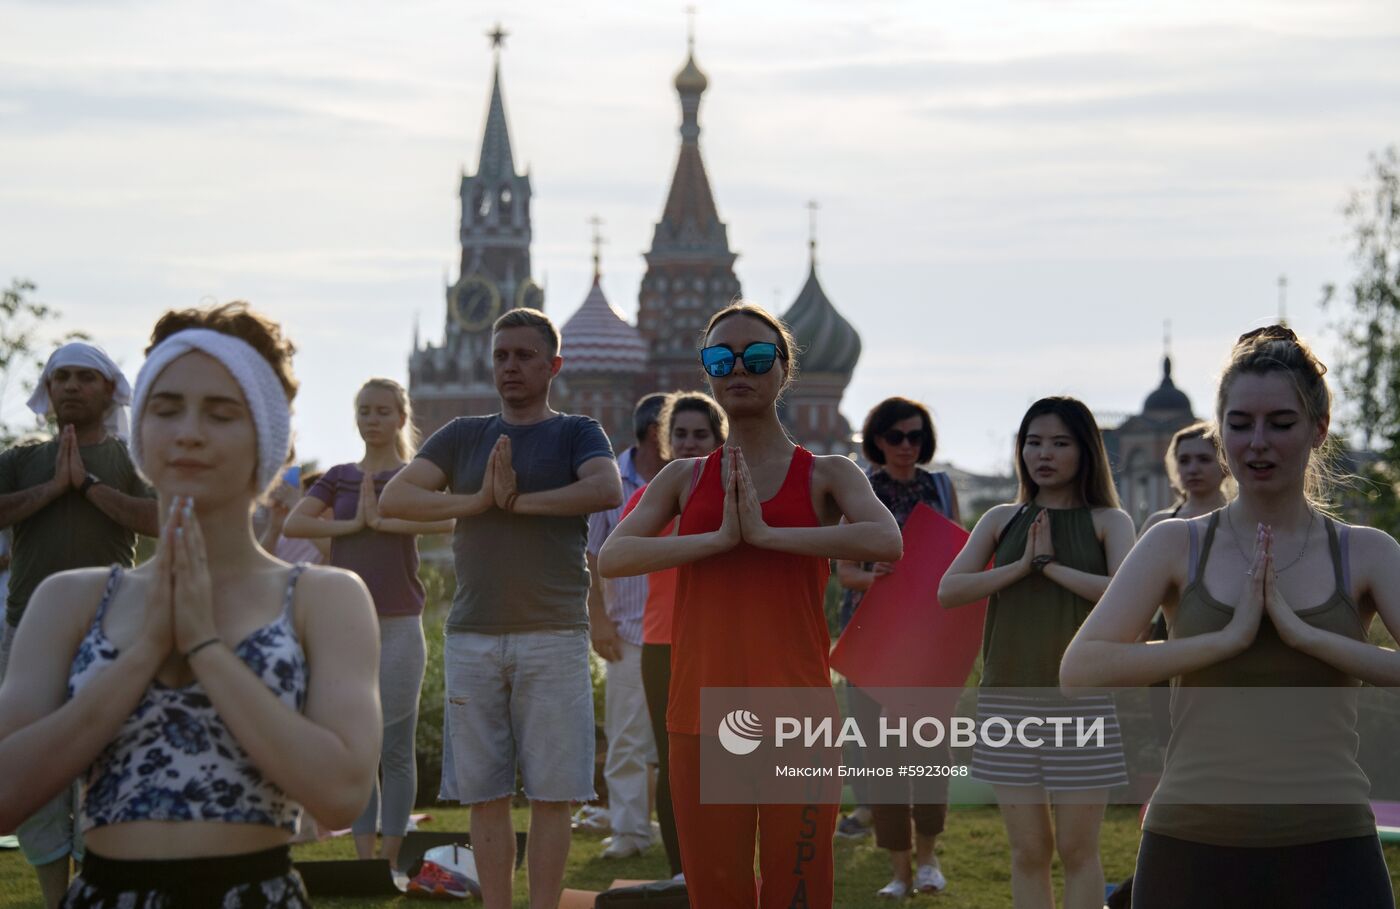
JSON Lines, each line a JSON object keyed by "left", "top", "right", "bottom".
{"left": 380, "top": 485, "right": 486, "bottom": 521}
{"left": 0, "top": 482, "right": 62, "bottom": 529}
{"left": 514, "top": 475, "right": 622, "bottom": 517}
{"left": 86, "top": 486, "right": 160, "bottom": 537}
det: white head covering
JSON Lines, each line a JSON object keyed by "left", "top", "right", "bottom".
{"left": 26, "top": 342, "right": 133, "bottom": 439}
{"left": 129, "top": 328, "right": 292, "bottom": 493}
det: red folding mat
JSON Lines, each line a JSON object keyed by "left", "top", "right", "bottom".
{"left": 830, "top": 504, "right": 987, "bottom": 715}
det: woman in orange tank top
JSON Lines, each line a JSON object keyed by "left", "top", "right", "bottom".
{"left": 1062, "top": 326, "right": 1400, "bottom": 908}
{"left": 599, "top": 303, "right": 902, "bottom": 909}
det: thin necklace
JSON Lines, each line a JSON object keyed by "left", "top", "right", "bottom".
{"left": 1225, "top": 504, "right": 1315, "bottom": 574}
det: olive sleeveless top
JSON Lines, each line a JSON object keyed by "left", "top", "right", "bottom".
{"left": 981, "top": 505, "right": 1107, "bottom": 689}
{"left": 1143, "top": 512, "right": 1376, "bottom": 847}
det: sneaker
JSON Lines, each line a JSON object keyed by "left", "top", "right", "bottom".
{"left": 915, "top": 863, "right": 947, "bottom": 893}
{"left": 571, "top": 804, "right": 611, "bottom": 834}
{"left": 876, "top": 879, "right": 910, "bottom": 900}
{"left": 835, "top": 813, "right": 872, "bottom": 839}
{"left": 601, "top": 836, "right": 645, "bottom": 859}
{"left": 671, "top": 872, "right": 686, "bottom": 883}
{"left": 406, "top": 859, "right": 470, "bottom": 900}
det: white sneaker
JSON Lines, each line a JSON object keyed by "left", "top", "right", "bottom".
{"left": 915, "top": 863, "right": 947, "bottom": 893}
{"left": 572, "top": 804, "right": 611, "bottom": 834}
{"left": 601, "top": 837, "right": 645, "bottom": 859}
{"left": 876, "top": 879, "right": 910, "bottom": 900}
{"left": 671, "top": 872, "right": 686, "bottom": 883}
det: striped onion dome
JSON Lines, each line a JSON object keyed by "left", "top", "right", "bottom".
{"left": 783, "top": 262, "right": 861, "bottom": 377}
{"left": 559, "top": 278, "right": 648, "bottom": 375}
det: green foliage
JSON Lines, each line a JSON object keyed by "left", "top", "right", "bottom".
{"left": 413, "top": 564, "right": 452, "bottom": 807}
{"left": 1324, "top": 147, "right": 1400, "bottom": 530}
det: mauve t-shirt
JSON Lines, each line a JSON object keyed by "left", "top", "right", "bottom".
{"left": 309, "top": 463, "right": 426, "bottom": 617}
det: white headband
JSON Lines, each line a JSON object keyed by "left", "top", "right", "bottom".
{"left": 27, "top": 342, "right": 133, "bottom": 439}
{"left": 129, "top": 328, "right": 291, "bottom": 492}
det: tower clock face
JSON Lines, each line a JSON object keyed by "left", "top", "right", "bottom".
{"left": 450, "top": 275, "right": 502, "bottom": 332}
{"left": 515, "top": 277, "right": 544, "bottom": 312}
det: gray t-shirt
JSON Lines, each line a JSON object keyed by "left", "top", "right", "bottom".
{"left": 417, "top": 413, "right": 613, "bottom": 633}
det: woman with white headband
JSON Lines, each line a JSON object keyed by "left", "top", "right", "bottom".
{"left": 0, "top": 303, "right": 382, "bottom": 908}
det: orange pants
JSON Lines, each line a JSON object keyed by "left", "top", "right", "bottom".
{"left": 670, "top": 733, "right": 839, "bottom": 909}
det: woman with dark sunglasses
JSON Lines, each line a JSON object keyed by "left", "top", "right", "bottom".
{"left": 836, "top": 396, "right": 960, "bottom": 899}
{"left": 600, "top": 302, "right": 901, "bottom": 909}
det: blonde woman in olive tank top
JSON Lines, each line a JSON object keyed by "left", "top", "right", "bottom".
{"left": 1063, "top": 326, "right": 1400, "bottom": 908}
{"left": 941, "top": 397, "right": 1136, "bottom": 909}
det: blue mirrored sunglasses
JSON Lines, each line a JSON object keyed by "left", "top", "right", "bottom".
{"left": 700, "top": 342, "right": 786, "bottom": 378}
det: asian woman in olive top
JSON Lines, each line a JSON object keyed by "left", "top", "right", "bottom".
{"left": 1062, "top": 326, "right": 1400, "bottom": 909}
{"left": 940, "top": 396, "right": 1136, "bottom": 909}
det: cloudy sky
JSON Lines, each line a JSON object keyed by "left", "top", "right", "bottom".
{"left": 2, "top": 0, "right": 1397, "bottom": 473}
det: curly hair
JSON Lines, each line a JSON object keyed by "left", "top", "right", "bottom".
{"left": 146, "top": 302, "right": 298, "bottom": 402}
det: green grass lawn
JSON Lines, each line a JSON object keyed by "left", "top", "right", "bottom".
{"left": 6, "top": 806, "right": 1399, "bottom": 907}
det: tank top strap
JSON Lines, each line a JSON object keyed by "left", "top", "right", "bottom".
{"left": 1190, "top": 511, "right": 1222, "bottom": 586}
{"left": 93, "top": 565, "right": 123, "bottom": 624}
{"left": 1186, "top": 520, "right": 1199, "bottom": 585}
{"left": 1323, "top": 517, "right": 1348, "bottom": 595}
{"left": 281, "top": 564, "right": 308, "bottom": 620}
{"left": 1339, "top": 524, "right": 1353, "bottom": 595}
{"left": 994, "top": 503, "right": 1032, "bottom": 548}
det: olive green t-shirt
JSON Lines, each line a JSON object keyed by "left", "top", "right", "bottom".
{"left": 0, "top": 435, "right": 155, "bottom": 627}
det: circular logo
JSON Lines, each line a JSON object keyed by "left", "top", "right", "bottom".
{"left": 717, "top": 709, "right": 764, "bottom": 756}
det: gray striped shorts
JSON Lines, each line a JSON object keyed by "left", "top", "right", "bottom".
{"left": 969, "top": 692, "right": 1130, "bottom": 791}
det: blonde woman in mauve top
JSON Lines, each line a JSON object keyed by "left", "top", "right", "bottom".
{"left": 0, "top": 304, "right": 382, "bottom": 909}
{"left": 282, "top": 378, "right": 452, "bottom": 869}
{"left": 1063, "top": 326, "right": 1400, "bottom": 909}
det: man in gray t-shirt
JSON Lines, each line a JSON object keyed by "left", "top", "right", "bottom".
{"left": 418, "top": 411, "right": 613, "bottom": 633}
{"left": 382, "top": 308, "right": 621, "bottom": 907}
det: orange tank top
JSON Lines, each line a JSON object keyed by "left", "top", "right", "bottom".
{"left": 667, "top": 446, "right": 832, "bottom": 735}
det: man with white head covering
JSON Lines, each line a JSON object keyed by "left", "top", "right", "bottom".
{"left": 0, "top": 342, "right": 158, "bottom": 909}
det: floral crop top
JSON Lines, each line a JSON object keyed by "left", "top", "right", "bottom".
{"left": 66, "top": 565, "right": 309, "bottom": 832}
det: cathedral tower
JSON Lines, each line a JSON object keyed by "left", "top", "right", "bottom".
{"left": 635, "top": 35, "right": 742, "bottom": 392}
{"left": 558, "top": 221, "right": 649, "bottom": 449}
{"left": 782, "top": 206, "right": 862, "bottom": 454}
{"left": 410, "top": 25, "right": 544, "bottom": 436}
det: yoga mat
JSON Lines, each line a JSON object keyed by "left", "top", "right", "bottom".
{"left": 1373, "top": 801, "right": 1400, "bottom": 842}
{"left": 830, "top": 504, "right": 986, "bottom": 700}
